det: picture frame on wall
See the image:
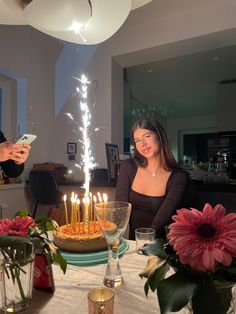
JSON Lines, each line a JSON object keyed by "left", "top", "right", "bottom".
{"left": 105, "top": 143, "right": 120, "bottom": 182}
{"left": 67, "top": 142, "right": 77, "bottom": 155}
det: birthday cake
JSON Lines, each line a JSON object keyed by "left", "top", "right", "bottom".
{"left": 53, "top": 222, "right": 107, "bottom": 253}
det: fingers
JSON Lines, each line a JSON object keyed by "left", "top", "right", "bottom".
{"left": 10, "top": 145, "right": 31, "bottom": 164}
{"left": 0, "top": 142, "right": 15, "bottom": 161}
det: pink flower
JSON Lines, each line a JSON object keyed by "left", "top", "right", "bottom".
{"left": 168, "top": 203, "right": 236, "bottom": 272}
{"left": 0, "top": 219, "right": 13, "bottom": 234}
{"left": 0, "top": 216, "right": 35, "bottom": 237}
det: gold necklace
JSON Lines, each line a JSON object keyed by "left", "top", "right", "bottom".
{"left": 146, "top": 167, "right": 159, "bottom": 177}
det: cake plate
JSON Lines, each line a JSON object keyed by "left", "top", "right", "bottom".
{"left": 60, "top": 238, "right": 129, "bottom": 267}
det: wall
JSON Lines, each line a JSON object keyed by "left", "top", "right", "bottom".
{"left": 83, "top": 0, "right": 236, "bottom": 161}
{"left": 0, "top": 26, "right": 62, "bottom": 180}
{"left": 1, "top": 0, "right": 236, "bottom": 181}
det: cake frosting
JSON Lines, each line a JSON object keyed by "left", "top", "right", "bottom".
{"left": 53, "top": 222, "right": 107, "bottom": 252}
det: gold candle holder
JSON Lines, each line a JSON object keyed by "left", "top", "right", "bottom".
{"left": 87, "top": 287, "right": 115, "bottom": 314}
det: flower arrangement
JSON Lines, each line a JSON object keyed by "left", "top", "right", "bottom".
{"left": 0, "top": 210, "right": 67, "bottom": 311}
{"left": 139, "top": 203, "right": 236, "bottom": 314}
{"left": 0, "top": 210, "right": 67, "bottom": 272}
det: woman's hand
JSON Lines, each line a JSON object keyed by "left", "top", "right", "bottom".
{"left": 10, "top": 144, "right": 31, "bottom": 165}
{"left": 0, "top": 142, "right": 15, "bottom": 162}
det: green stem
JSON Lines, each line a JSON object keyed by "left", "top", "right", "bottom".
{"left": 15, "top": 266, "right": 27, "bottom": 303}
{"left": 2, "top": 248, "right": 28, "bottom": 306}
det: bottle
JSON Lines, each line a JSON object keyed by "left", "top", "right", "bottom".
{"left": 33, "top": 252, "right": 55, "bottom": 293}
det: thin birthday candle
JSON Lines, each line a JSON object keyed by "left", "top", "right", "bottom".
{"left": 82, "top": 197, "right": 86, "bottom": 233}
{"left": 63, "top": 194, "right": 69, "bottom": 227}
{"left": 74, "top": 194, "right": 78, "bottom": 231}
{"left": 93, "top": 195, "right": 97, "bottom": 231}
{"left": 77, "top": 199, "right": 80, "bottom": 234}
{"left": 89, "top": 192, "right": 93, "bottom": 232}
{"left": 103, "top": 193, "right": 108, "bottom": 222}
{"left": 97, "top": 192, "right": 102, "bottom": 203}
{"left": 86, "top": 196, "right": 90, "bottom": 233}
{"left": 71, "top": 196, "right": 74, "bottom": 230}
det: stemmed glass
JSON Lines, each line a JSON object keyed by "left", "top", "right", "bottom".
{"left": 95, "top": 201, "right": 131, "bottom": 288}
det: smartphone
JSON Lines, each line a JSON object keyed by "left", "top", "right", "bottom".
{"left": 15, "top": 134, "right": 37, "bottom": 145}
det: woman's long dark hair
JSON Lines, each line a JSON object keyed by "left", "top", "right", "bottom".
{"left": 131, "top": 118, "right": 179, "bottom": 171}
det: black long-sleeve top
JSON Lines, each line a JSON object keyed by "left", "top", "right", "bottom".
{"left": 115, "top": 159, "right": 196, "bottom": 239}
{"left": 0, "top": 131, "right": 24, "bottom": 178}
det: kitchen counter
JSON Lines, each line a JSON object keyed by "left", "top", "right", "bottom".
{"left": 192, "top": 179, "right": 236, "bottom": 193}
{"left": 192, "top": 180, "right": 236, "bottom": 212}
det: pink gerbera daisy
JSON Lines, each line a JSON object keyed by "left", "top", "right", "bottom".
{"left": 168, "top": 203, "right": 236, "bottom": 272}
{"left": 0, "top": 216, "right": 35, "bottom": 237}
{"left": 0, "top": 218, "right": 13, "bottom": 234}
{"left": 7, "top": 216, "right": 35, "bottom": 237}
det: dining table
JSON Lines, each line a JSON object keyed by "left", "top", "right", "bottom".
{"left": 1, "top": 241, "right": 186, "bottom": 314}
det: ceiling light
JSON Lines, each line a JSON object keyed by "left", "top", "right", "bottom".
{"left": 1, "top": 0, "right": 153, "bottom": 45}
{"left": 23, "top": 0, "right": 91, "bottom": 32}
{"left": 212, "top": 56, "right": 220, "bottom": 62}
{"left": 131, "top": 0, "right": 152, "bottom": 10}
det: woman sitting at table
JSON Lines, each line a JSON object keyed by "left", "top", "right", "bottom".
{"left": 0, "top": 131, "right": 30, "bottom": 178}
{"left": 115, "top": 118, "right": 196, "bottom": 240}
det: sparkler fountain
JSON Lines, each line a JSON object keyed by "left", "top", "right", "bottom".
{"left": 53, "top": 74, "right": 129, "bottom": 264}
{"left": 53, "top": 74, "right": 107, "bottom": 253}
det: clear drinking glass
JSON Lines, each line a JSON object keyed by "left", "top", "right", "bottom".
{"left": 95, "top": 201, "right": 131, "bottom": 288}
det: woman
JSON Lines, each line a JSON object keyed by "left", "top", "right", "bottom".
{"left": 116, "top": 118, "right": 196, "bottom": 239}
{"left": 0, "top": 131, "right": 30, "bottom": 178}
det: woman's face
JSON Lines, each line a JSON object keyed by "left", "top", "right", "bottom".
{"left": 133, "top": 128, "right": 160, "bottom": 159}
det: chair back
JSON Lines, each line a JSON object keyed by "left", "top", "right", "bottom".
{"left": 29, "top": 170, "right": 62, "bottom": 205}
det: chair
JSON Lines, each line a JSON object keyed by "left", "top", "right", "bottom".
{"left": 28, "top": 170, "right": 63, "bottom": 218}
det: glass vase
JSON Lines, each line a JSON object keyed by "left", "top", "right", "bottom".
{"left": 1, "top": 243, "right": 35, "bottom": 313}
{"left": 183, "top": 284, "right": 236, "bottom": 314}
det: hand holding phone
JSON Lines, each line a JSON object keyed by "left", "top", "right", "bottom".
{"left": 15, "top": 134, "right": 37, "bottom": 145}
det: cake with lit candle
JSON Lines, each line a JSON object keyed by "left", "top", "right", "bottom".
{"left": 53, "top": 222, "right": 107, "bottom": 252}
{"left": 53, "top": 193, "right": 108, "bottom": 253}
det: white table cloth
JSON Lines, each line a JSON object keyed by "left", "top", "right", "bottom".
{"left": 2, "top": 241, "right": 186, "bottom": 314}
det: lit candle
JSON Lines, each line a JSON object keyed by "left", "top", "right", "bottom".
{"left": 74, "top": 194, "right": 78, "bottom": 231}
{"left": 103, "top": 193, "right": 108, "bottom": 203}
{"left": 86, "top": 196, "right": 90, "bottom": 233}
{"left": 102, "top": 193, "right": 108, "bottom": 222}
{"left": 93, "top": 195, "right": 97, "bottom": 231}
{"left": 82, "top": 197, "right": 86, "bottom": 233}
{"left": 89, "top": 192, "right": 93, "bottom": 231}
{"left": 71, "top": 196, "right": 74, "bottom": 230}
{"left": 63, "top": 194, "right": 69, "bottom": 227}
{"left": 77, "top": 199, "right": 80, "bottom": 234}
{"left": 97, "top": 192, "right": 102, "bottom": 203}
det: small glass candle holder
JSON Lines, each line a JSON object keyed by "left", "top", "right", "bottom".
{"left": 87, "top": 287, "right": 115, "bottom": 314}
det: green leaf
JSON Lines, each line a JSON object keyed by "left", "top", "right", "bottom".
{"left": 52, "top": 251, "right": 67, "bottom": 274}
{"left": 14, "top": 209, "right": 29, "bottom": 217}
{"left": 0, "top": 235, "right": 32, "bottom": 247}
{"left": 149, "top": 263, "right": 170, "bottom": 292}
{"left": 35, "top": 216, "right": 58, "bottom": 232}
{"left": 144, "top": 280, "right": 150, "bottom": 296}
{"left": 141, "top": 239, "right": 167, "bottom": 259}
{"left": 156, "top": 271, "right": 198, "bottom": 314}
